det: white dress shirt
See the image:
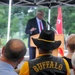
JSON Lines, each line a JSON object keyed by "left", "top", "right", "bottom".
{"left": 36, "top": 17, "right": 44, "bottom": 33}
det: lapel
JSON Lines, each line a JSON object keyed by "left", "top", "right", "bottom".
{"left": 41, "top": 20, "right": 45, "bottom": 29}
{"left": 34, "top": 18, "right": 39, "bottom": 32}
{"left": 33, "top": 18, "right": 46, "bottom": 33}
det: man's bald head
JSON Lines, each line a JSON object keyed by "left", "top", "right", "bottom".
{"left": 3, "top": 39, "right": 27, "bottom": 62}
{"left": 9, "top": 39, "right": 25, "bottom": 51}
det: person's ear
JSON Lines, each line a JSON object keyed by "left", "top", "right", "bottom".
{"left": 2, "top": 46, "right": 5, "bottom": 54}
{"left": 66, "top": 43, "right": 69, "bottom": 48}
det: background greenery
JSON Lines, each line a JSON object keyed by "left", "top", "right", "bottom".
{"left": 0, "top": 5, "right": 75, "bottom": 47}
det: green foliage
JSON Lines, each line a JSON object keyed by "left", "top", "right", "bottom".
{"left": 50, "top": 7, "right": 58, "bottom": 27}
{"left": 62, "top": 6, "right": 75, "bottom": 34}
{"left": 0, "top": 38, "right": 7, "bottom": 47}
{"left": 0, "top": 5, "right": 8, "bottom": 37}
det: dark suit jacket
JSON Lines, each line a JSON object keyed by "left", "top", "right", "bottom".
{"left": 25, "top": 17, "right": 47, "bottom": 47}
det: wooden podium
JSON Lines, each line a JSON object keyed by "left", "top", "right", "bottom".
{"left": 30, "top": 34, "right": 64, "bottom": 57}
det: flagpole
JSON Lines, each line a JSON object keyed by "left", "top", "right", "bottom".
{"left": 7, "top": 0, "right": 12, "bottom": 41}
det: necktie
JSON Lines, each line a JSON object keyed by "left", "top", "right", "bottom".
{"left": 39, "top": 21, "right": 42, "bottom": 31}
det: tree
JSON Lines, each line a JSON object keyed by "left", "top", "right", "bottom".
{"left": 0, "top": 5, "right": 8, "bottom": 37}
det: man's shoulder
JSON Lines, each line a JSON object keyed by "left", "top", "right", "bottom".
{"left": 0, "top": 70, "right": 18, "bottom": 75}
{"left": 29, "top": 17, "right": 36, "bottom": 21}
{"left": 42, "top": 19, "right": 46, "bottom": 23}
{"left": 28, "top": 56, "right": 64, "bottom": 63}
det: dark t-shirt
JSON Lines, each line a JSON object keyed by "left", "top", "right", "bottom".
{"left": 28, "top": 55, "right": 67, "bottom": 75}
{"left": 63, "top": 56, "right": 72, "bottom": 69}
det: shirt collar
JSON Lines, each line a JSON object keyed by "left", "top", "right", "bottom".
{"left": 37, "top": 53, "right": 52, "bottom": 58}
{"left": 36, "top": 17, "right": 41, "bottom": 22}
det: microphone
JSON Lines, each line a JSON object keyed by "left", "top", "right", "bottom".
{"left": 47, "top": 21, "right": 58, "bottom": 34}
{"left": 47, "top": 21, "right": 51, "bottom": 26}
{"left": 47, "top": 21, "right": 51, "bottom": 29}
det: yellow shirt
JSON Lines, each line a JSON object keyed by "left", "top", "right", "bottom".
{"left": 19, "top": 61, "right": 29, "bottom": 75}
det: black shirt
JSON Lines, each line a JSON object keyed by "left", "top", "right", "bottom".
{"left": 63, "top": 56, "right": 72, "bottom": 69}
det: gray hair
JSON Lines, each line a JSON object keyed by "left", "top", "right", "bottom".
{"left": 36, "top": 10, "right": 44, "bottom": 16}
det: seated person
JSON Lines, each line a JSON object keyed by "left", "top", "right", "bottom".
{"left": 63, "top": 34, "right": 75, "bottom": 69}
{"left": 19, "top": 29, "right": 70, "bottom": 75}
{"left": 72, "top": 52, "right": 75, "bottom": 75}
{"left": 0, "top": 39, "right": 27, "bottom": 75}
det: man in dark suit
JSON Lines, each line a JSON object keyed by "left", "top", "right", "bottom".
{"left": 25, "top": 10, "right": 47, "bottom": 59}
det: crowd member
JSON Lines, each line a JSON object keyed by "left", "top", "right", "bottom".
{"left": 63, "top": 34, "right": 75, "bottom": 75}
{"left": 63, "top": 34, "right": 75, "bottom": 69}
{"left": 72, "top": 52, "right": 75, "bottom": 75}
{"left": 25, "top": 10, "right": 47, "bottom": 59}
{"left": 0, "top": 39, "right": 27, "bottom": 75}
{"left": 19, "top": 29, "right": 70, "bottom": 75}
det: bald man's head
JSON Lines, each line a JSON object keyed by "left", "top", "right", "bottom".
{"left": 3, "top": 39, "right": 27, "bottom": 62}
